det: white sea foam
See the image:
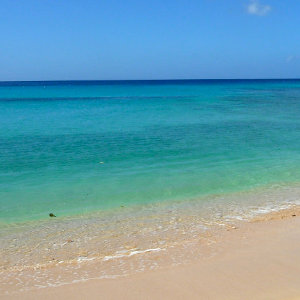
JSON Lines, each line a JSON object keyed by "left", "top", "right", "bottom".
{"left": 103, "top": 248, "right": 164, "bottom": 262}
{"left": 77, "top": 256, "right": 96, "bottom": 263}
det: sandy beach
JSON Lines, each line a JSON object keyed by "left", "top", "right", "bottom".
{"left": 2, "top": 207, "right": 300, "bottom": 300}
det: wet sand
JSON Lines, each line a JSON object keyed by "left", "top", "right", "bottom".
{"left": 3, "top": 208, "right": 300, "bottom": 300}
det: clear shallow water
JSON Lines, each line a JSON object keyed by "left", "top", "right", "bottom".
{"left": 1, "top": 79, "right": 300, "bottom": 223}
{"left": 1, "top": 185, "right": 300, "bottom": 294}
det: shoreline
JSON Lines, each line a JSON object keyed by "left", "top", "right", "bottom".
{"left": 2, "top": 206, "right": 300, "bottom": 299}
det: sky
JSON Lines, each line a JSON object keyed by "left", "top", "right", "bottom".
{"left": 0, "top": 0, "right": 300, "bottom": 81}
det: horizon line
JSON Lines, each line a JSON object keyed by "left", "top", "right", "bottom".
{"left": 1, "top": 78, "right": 300, "bottom": 83}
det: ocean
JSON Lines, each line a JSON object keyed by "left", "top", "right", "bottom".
{"left": 1, "top": 79, "right": 300, "bottom": 291}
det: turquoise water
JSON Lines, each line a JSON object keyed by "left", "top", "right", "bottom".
{"left": 1, "top": 80, "right": 300, "bottom": 223}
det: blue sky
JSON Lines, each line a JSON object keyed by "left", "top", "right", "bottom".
{"left": 0, "top": 0, "right": 299, "bottom": 80}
